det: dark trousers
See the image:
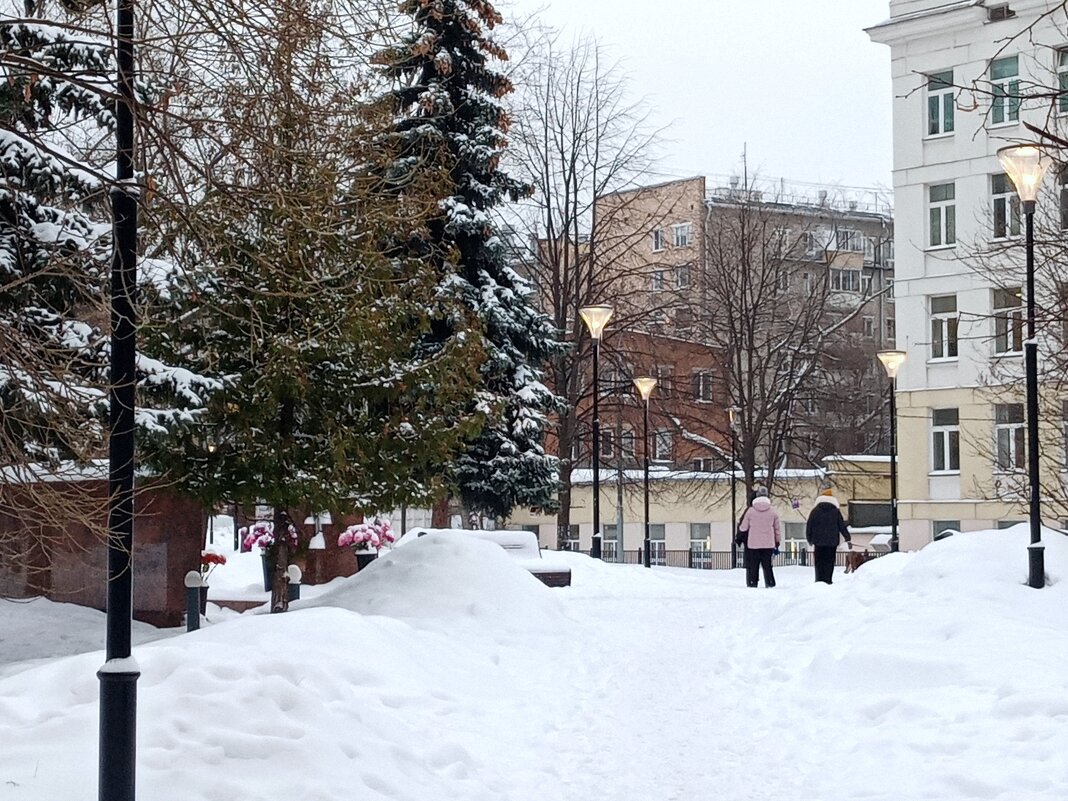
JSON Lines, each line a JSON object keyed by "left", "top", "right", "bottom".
{"left": 745, "top": 547, "right": 775, "bottom": 587}
{"left": 814, "top": 546, "right": 837, "bottom": 584}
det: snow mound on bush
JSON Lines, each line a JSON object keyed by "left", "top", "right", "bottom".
{"left": 308, "top": 531, "right": 564, "bottom": 631}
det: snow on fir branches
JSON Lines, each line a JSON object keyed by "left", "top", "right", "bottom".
{"left": 376, "top": 0, "right": 562, "bottom": 519}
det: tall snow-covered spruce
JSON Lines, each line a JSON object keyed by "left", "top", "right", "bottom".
{"left": 375, "top": 0, "right": 562, "bottom": 520}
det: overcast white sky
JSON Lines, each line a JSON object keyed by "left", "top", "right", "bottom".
{"left": 503, "top": 0, "right": 894, "bottom": 192}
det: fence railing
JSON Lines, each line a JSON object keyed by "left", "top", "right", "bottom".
{"left": 605, "top": 550, "right": 886, "bottom": 570}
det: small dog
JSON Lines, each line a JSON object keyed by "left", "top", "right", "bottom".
{"left": 844, "top": 549, "right": 871, "bottom": 574}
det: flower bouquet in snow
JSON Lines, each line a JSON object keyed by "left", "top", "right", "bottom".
{"left": 200, "top": 551, "right": 227, "bottom": 582}
{"left": 337, "top": 519, "right": 395, "bottom": 552}
{"left": 241, "top": 521, "right": 299, "bottom": 552}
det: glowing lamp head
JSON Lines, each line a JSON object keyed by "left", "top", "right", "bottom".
{"left": 579, "top": 305, "right": 614, "bottom": 340}
{"left": 877, "top": 349, "right": 907, "bottom": 379}
{"left": 633, "top": 376, "right": 658, "bottom": 401}
{"left": 996, "top": 144, "right": 1052, "bottom": 204}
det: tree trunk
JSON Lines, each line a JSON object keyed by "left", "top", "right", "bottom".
{"left": 431, "top": 495, "right": 449, "bottom": 528}
{"left": 556, "top": 462, "right": 573, "bottom": 549}
{"left": 270, "top": 506, "right": 290, "bottom": 613}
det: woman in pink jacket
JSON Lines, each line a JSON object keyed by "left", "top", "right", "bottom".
{"left": 737, "top": 486, "right": 781, "bottom": 588}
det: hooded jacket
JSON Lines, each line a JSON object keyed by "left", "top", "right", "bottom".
{"left": 806, "top": 495, "right": 851, "bottom": 547}
{"left": 738, "top": 496, "right": 781, "bottom": 549}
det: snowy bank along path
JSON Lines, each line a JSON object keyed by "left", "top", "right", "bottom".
{"left": 1, "top": 527, "right": 1066, "bottom": 800}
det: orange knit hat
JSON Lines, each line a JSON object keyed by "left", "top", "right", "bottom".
{"left": 820, "top": 488, "right": 835, "bottom": 497}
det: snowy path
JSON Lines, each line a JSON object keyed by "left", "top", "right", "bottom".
{"left": 1, "top": 530, "right": 1066, "bottom": 800}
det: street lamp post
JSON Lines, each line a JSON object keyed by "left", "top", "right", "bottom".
{"left": 99, "top": 0, "right": 140, "bottom": 797}
{"left": 997, "top": 144, "right": 1052, "bottom": 590}
{"left": 877, "top": 350, "right": 907, "bottom": 554}
{"left": 728, "top": 406, "right": 740, "bottom": 569}
{"left": 634, "top": 377, "right": 658, "bottom": 567}
{"left": 580, "top": 305, "right": 613, "bottom": 560}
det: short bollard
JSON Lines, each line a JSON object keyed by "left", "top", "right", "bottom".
{"left": 184, "top": 570, "right": 203, "bottom": 632}
{"left": 1028, "top": 543, "right": 1045, "bottom": 589}
{"left": 287, "top": 564, "right": 302, "bottom": 602}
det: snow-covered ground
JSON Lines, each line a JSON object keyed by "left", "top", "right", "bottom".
{"left": 1, "top": 525, "right": 1066, "bottom": 800}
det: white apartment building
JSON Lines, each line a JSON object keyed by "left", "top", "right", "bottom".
{"left": 868, "top": 1, "right": 1068, "bottom": 547}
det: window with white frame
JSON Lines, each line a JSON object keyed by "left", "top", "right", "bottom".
{"left": 863, "top": 316, "right": 875, "bottom": 338}
{"left": 886, "top": 317, "right": 896, "bottom": 341}
{"left": 886, "top": 278, "right": 895, "bottom": 299}
{"left": 992, "top": 173, "right": 1021, "bottom": 238}
{"left": 651, "top": 228, "right": 665, "bottom": 252}
{"left": 600, "top": 428, "right": 615, "bottom": 459}
{"left": 777, "top": 270, "right": 789, "bottom": 292}
{"left": 927, "top": 69, "right": 955, "bottom": 135}
{"left": 1059, "top": 49, "right": 1068, "bottom": 115}
{"left": 773, "top": 227, "right": 792, "bottom": 257}
{"left": 692, "top": 370, "right": 714, "bottom": 402}
{"left": 861, "top": 274, "right": 873, "bottom": 295}
{"left": 689, "top": 523, "right": 711, "bottom": 552}
{"left": 995, "top": 403, "right": 1025, "bottom": 471}
{"left": 864, "top": 237, "right": 876, "bottom": 264}
{"left": 931, "top": 408, "right": 960, "bottom": 472}
{"left": 993, "top": 287, "right": 1023, "bottom": 354}
{"left": 675, "top": 264, "right": 691, "bottom": 289}
{"left": 656, "top": 364, "right": 674, "bottom": 396}
{"left": 1059, "top": 167, "right": 1068, "bottom": 230}
{"left": 674, "top": 222, "right": 693, "bottom": 247}
{"left": 1062, "top": 400, "right": 1068, "bottom": 469}
{"left": 621, "top": 426, "right": 636, "bottom": 459}
{"left": 803, "top": 228, "right": 830, "bottom": 259}
{"left": 563, "top": 524, "right": 580, "bottom": 551}
{"left": 930, "top": 294, "right": 959, "bottom": 359}
{"left": 649, "top": 524, "right": 666, "bottom": 564}
{"left": 929, "top": 183, "right": 956, "bottom": 246}
{"left": 654, "top": 429, "right": 673, "bottom": 462}
{"left": 650, "top": 270, "right": 665, "bottom": 291}
{"left": 801, "top": 271, "right": 814, "bottom": 295}
{"left": 692, "top": 458, "right": 715, "bottom": 472}
{"left": 602, "top": 524, "right": 619, "bottom": 560}
{"left": 836, "top": 229, "right": 863, "bottom": 252}
{"left": 881, "top": 239, "right": 895, "bottom": 267}
{"left": 830, "top": 268, "right": 861, "bottom": 292}
{"left": 990, "top": 55, "right": 1021, "bottom": 125}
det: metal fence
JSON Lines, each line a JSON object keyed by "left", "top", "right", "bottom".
{"left": 608, "top": 550, "right": 887, "bottom": 570}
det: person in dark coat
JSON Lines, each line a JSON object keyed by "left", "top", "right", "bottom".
{"left": 806, "top": 489, "right": 852, "bottom": 584}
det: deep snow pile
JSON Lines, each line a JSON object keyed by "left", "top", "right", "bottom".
{"left": 0, "top": 526, "right": 1065, "bottom": 801}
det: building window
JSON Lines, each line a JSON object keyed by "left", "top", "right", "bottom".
{"left": 992, "top": 173, "right": 1021, "bottom": 238}
{"left": 886, "top": 317, "right": 896, "bottom": 341}
{"left": 675, "top": 264, "right": 691, "bottom": 289}
{"left": 1059, "top": 167, "right": 1068, "bottom": 230}
{"left": 675, "top": 307, "right": 693, "bottom": 329}
{"left": 863, "top": 316, "right": 875, "bottom": 338}
{"left": 692, "top": 370, "right": 714, "bottom": 402}
{"left": 777, "top": 270, "right": 789, "bottom": 292}
{"left": 773, "top": 227, "right": 792, "bottom": 257}
{"left": 673, "top": 223, "right": 693, "bottom": 247}
{"left": 651, "top": 228, "right": 665, "bottom": 252}
{"left": 886, "top": 278, "right": 895, "bottom": 299}
{"left": 600, "top": 428, "right": 615, "bottom": 459}
{"left": 993, "top": 287, "right": 1023, "bottom": 354}
{"left": 656, "top": 364, "right": 674, "bottom": 397}
{"left": 692, "top": 458, "right": 715, "bottom": 472}
{"left": 931, "top": 408, "right": 960, "bottom": 472}
{"left": 927, "top": 69, "right": 955, "bottom": 135}
{"left": 801, "top": 272, "right": 813, "bottom": 295}
{"left": 689, "top": 523, "right": 711, "bottom": 552}
{"left": 861, "top": 274, "right": 873, "bottom": 295}
{"left": 836, "top": 229, "right": 863, "bottom": 252}
{"left": 563, "top": 524, "right": 580, "bottom": 551}
{"left": 803, "top": 228, "right": 830, "bottom": 259}
{"left": 621, "top": 426, "right": 636, "bottom": 459}
{"left": 881, "top": 239, "right": 895, "bottom": 267}
{"left": 990, "top": 55, "right": 1020, "bottom": 125}
{"left": 649, "top": 523, "right": 666, "bottom": 564}
{"left": 929, "top": 183, "right": 956, "bottom": 246}
{"left": 864, "top": 236, "right": 876, "bottom": 264}
{"left": 654, "top": 429, "right": 673, "bottom": 462}
{"left": 995, "top": 403, "right": 1025, "bottom": 471}
{"left": 830, "top": 268, "right": 861, "bottom": 292}
{"left": 602, "top": 524, "right": 619, "bottom": 560}
{"left": 933, "top": 520, "right": 961, "bottom": 539}
{"left": 1059, "top": 49, "right": 1068, "bottom": 115}
{"left": 930, "top": 294, "right": 959, "bottom": 359}
{"left": 651, "top": 270, "right": 665, "bottom": 291}
{"left": 1062, "top": 400, "right": 1068, "bottom": 468}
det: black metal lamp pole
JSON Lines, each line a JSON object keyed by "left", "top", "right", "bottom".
{"left": 98, "top": 0, "right": 140, "bottom": 798}
{"left": 729, "top": 406, "right": 739, "bottom": 569}
{"left": 591, "top": 337, "right": 602, "bottom": 559}
{"left": 633, "top": 377, "right": 657, "bottom": 568}
{"left": 997, "top": 145, "right": 1050, "bottom": 590}
{"left": 580, "top": 306, "right": 613, "bottom": 560}
{"left": 877, "top": 351, "right": 906, "bottom": 555}
{"left": 1024, "top": 200, "right": 1045, "bottom": 588}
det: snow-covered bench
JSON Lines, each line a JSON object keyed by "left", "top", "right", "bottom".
{"left": 405, "top": 528, "right": 572, "bottom": 587}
